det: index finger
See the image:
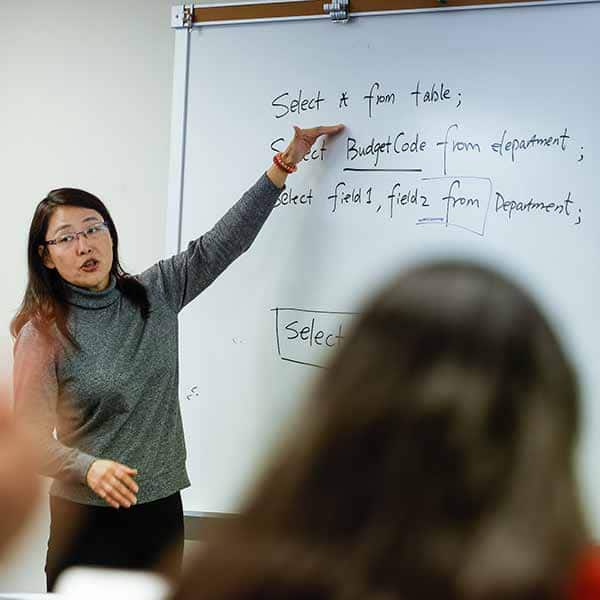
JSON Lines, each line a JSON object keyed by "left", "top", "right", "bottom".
{"left": 306, "top": 124, "right": 345, "bottom": 138}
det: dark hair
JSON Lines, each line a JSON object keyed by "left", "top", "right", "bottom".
{"left": 175, "top": 261, "right": 588, "bottom": 600}
{"left": 11, "top": 188, "right": 149, "bottom": 346}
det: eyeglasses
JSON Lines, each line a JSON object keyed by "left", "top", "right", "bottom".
{"left": 45, "top": 222, "right": 109, "bottom": 248}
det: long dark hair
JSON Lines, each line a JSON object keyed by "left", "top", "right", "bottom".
{"left": 11, "top": 188, "right": 149, "bottom": 346}
{"left": 174, "top": 261, "right": 588, "bottom": 600}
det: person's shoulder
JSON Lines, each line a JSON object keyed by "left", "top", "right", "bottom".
{"left": 136, "top": 260, "right": 159, "bottom": 284}
{"left": 14, "top": 319, "right": 60, "bottom": 355}
{"left": 136, "top": 261, "right": 171, "bottom": 301}
{"left": 15, "top": 320, "right": 43, "bottom": 343}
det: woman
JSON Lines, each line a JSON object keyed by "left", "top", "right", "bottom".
{"left": 11, "top": 123, "right": 344, "bottom": 591}
{"left": 174, "top": 261, "right": 598, "bottom": 600}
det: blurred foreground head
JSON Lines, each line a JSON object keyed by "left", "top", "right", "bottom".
{"left": 176, "top": 261, "right": 588, "bottom": 600}
{"left": 0, "top": 380, "right": 38, "bottom": 560}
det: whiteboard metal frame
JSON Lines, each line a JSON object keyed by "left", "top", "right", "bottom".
{"left": 184, "top": 511, "right": 229, "bottom": 540}
{"left": 166, "top": 23, "right": 192, "bottom": 256}
{"left": 167, "top": 0, "right": 600, "bottom": 535}
{"left": 171, "top": 0, "right": 600, "bottom": 27}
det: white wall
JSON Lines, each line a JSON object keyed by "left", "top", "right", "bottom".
{"left": 0, "top": 1, "right": 221, "bottom": 591}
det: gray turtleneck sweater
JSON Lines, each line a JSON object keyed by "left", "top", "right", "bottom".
{"left": 14, "top": 173, "right": 281, "bottom": 506}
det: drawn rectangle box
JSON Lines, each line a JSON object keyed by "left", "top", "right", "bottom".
{"left": 419, "top": 176, "right": 492, "bottom": 236}
{"left": 272, "top": 308, "right": 358, "bottom": 369}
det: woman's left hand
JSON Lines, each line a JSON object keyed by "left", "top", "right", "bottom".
{"left": 281, "top": 124, "right": 345, "bottom": 166}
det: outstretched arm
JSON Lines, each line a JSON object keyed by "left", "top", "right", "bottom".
{"left": 143, "top": 123, "right": 345, "bottom": 313}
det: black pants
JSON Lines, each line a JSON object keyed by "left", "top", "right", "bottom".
{"left": 46, "top": 492, "right": 184, "bottom": 592}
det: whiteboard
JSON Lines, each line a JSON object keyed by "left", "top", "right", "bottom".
{"left": 166, "top": 0, "right": 600, "bottom": 528}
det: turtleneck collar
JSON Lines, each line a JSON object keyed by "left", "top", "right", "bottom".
{"left": 65, "top": 275, "right": 120, "bottom": 310}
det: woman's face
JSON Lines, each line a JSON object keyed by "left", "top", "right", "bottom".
{"left": 41, "top": 205, "right": 114, "bottom": 291}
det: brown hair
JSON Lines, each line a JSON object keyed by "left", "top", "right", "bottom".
{"left": 175, "top": 261, "right": 588, "bottom": 600}
{"left": 11, "top": 188, "right": 149, "bottom": 346}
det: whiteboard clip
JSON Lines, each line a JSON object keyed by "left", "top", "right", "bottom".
{"left": 323, "top": 1, "right": 349, "bottom": 23}
{"left": 183, "top": 5, "right": 194, "bottom": 30}
{"left": 171, "top": 4, "right": 194, "bottom": 31}
{"left": 171, "top": 5, "right": 194, "bottom": 29}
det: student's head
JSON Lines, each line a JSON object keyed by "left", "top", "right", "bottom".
{"left": 0, "top": 381, "right": 38, "bottom": 560}
{"left": 12, "top": 188, "right": 148, "bottom": 342}
{"left": 176, "top": 261, "right": 588, "bottom": 600}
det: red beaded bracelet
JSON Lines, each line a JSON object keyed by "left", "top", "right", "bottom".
{"left": 273, "top": 152, "right": 297, "bottom": 174}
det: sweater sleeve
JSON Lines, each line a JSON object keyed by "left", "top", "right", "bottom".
{"left": 13, "top": 323, "right": 97, "bottom": 484}
{"left": 140, "top": 172, "right": 281, "bottom": 313}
